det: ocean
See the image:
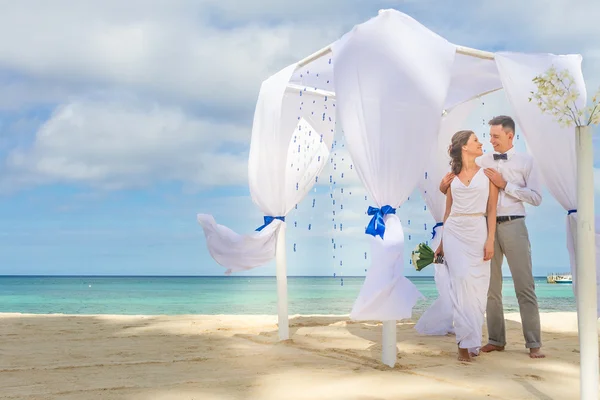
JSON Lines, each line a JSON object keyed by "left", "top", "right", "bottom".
{"left": 0, "top": 276, "right": 576, "bottom": 315}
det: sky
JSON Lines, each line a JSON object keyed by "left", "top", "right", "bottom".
{"left": 1, "top": 0, "right": 600, "bottom": 277}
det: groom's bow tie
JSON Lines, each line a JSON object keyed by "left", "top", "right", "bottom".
{"left": 493, "top": 153, "right": 508, "bottom": 161}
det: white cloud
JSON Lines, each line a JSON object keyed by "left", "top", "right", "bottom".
{"left": 409, "top": 0, "right": 600, "bottom": 89}
{"left": 2, "top": 96, "right": 249, "bottom": 191}
{"left": 0, "top": 1, "right": 350, "bottom": 112}
{"left": 1, "top": 1, "right": 600, "bottom": 193}
{"left": 0, "top": 1, "right": 361, "bottom": 192}
{"left": 0, "top": 1, "right": 598, "bottom": 105}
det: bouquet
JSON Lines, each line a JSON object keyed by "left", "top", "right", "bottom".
{"left": 411, "top": 242, "right": 443, "bottom": 271}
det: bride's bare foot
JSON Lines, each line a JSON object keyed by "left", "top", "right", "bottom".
{"left": 480, "top": 343, "right": 504, "bottom": 353}
{"left": 469, "top": 352, "right": 479, "bottom": 358}
{"left": 458, "top": 347, "right": 472, "bottom": 362}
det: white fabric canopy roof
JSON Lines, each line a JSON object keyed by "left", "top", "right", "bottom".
{"left": 197, "top": 9, "right": 595, "bottom": 367}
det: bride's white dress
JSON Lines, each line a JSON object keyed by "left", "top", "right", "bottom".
{"left": 444, "top": 168, "right": 491, "bottom": 353}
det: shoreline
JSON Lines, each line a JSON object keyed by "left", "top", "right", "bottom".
{"left": 0, "top": 311, "right": 592, "bottom": 399}
{"left": 0, "top": 310, "right": 577, "bottom": 318}
{"left": 0, "top": 274, "right": 568, "bottom": 278}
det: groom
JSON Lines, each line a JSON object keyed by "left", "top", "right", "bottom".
{"left": 439, "top": 115, "right": 545, "bottom": 359}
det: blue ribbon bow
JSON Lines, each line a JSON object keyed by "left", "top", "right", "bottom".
{"left": 256, "top": 216, "right": 285, "bottom": 231}
{"left": 568, "top": 209, "right": 577, "bottom": 215}
{"left": 431, "top": 222, "right": 444, "bottom": 239}
{"left": 365, "top": 205, "right": 396, "bottom": 239}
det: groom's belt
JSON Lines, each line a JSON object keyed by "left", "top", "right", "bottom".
{"left": 496, "top": 215, "right": 524, "bottom": 223}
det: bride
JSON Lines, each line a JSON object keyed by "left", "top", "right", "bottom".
{"left": 435, "top": 130, "right": 499, "bottom": 362}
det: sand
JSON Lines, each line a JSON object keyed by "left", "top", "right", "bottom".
{"left": 0, "top": 312, "right": 595, "bottom": 399}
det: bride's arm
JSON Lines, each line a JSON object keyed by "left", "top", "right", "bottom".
{"left": 435, "top": 187, "right": 453, "bottom": 257}
{"left": 485, "top": 182, "right": 499, "bottom": 261}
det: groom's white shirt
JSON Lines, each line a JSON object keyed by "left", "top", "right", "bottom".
{"left": 476, "top": 147, "right": 543, "bottom": 217}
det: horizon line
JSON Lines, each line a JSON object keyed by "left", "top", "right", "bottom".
{"left": 0, "top": 274, "right": 555, "bottom": 279}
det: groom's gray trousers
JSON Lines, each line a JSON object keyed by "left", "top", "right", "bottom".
{"left": 486, "top": 217, "right": 542, "bottom": 348}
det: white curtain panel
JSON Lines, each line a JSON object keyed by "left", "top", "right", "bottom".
{"left": 332, "top": 10, "right": 456, "bottom": 320}
{"left": 495, "top": 52, "right": 600, "bottom": 315}
{"left": 415, "top": 99, "right": 476, "bottom": 335}
{"left": 444, "top": 54, "right": 502, "bottom": 111}
{"left": 198, "top": 64, "right": 333, "bottom": 274}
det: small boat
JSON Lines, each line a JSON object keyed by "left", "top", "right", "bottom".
{"left": 547, "top": 273, "right": 573, "bottom": 284}
{"left": 555, "top": 275, "right": 573, "bottom": 284}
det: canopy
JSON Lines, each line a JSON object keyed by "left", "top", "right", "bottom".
{"left": 197, "top": 9, "right": 594, "bottom": 369}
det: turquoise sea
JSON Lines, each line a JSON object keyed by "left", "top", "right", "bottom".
{"left": 0, "top": 276, "right": 576, "bottom": 315}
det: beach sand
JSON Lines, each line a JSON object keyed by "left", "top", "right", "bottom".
{"left": 0, "top": 312, "right": 595, "bottom": 399}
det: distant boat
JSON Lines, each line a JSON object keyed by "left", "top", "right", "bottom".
{"left": 547, "top": 273, "right": 573, "bottom": 284}
{"left": 555, "top": 276, "right": 573, "bottom": 284}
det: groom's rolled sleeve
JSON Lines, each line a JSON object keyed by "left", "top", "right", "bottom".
{"left": 504, "top": 157, "right": 542, "bottom": 207}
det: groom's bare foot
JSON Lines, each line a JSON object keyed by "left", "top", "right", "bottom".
{"left": 529, "top": 348, "right": 545, "bottom": 358}
{"left": 480, "top": 343, "right": 505, "bottom": 353}
{"left": 458, "top": 347, "right": 472, "bottom": 362}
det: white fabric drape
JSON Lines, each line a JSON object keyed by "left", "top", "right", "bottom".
{"left": 332, "top": 10, "right": 456, "bottom": 320}
{"left": 495, "top": 52, "right": 600, "bottom": 315}
{"left": 415, "top": 99, "right": 476, "bottom": 335}
{"left": 198, "top": 64, "right": 333, "bottom": 274}
{"left": 445, "top": 55, "right": 502, "bottom": 111}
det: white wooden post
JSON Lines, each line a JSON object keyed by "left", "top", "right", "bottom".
{"left": 575, "top": 125, "right": 598, "bottom": 400}
{"left": 275, "top": 224, "right": 289, "bottom": 340}
{"left": 382, "top": 320, "right": 397, "bottom": 367}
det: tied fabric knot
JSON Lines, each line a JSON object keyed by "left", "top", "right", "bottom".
{"left": 568, "top": 209, "right": 577, "bottom": 215}
{"left": 431, "top": 222, "right": 444, "bottom": 239}
{"left": 365, "top": 205, "right": 396, "bottom": 239}
{"left": 493, "top": 153, "right": 508, "bottom": 161}
{"left": 256, "top": 216, "right": 285, "bottom": 231}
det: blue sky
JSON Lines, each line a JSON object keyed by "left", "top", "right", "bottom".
{"left": 1, "top": 0, "right": 600, "bottom": 276}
